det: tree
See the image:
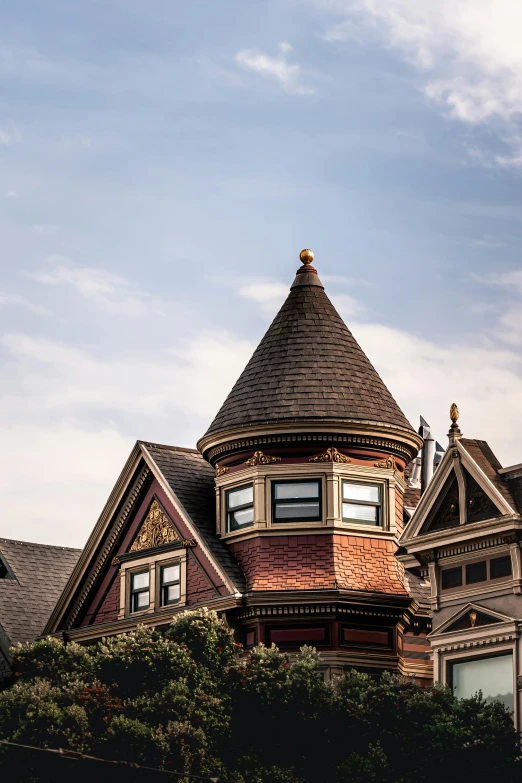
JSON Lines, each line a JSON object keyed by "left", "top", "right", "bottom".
{"left": 0, "top": 608, "right": 519, "bottom": 782}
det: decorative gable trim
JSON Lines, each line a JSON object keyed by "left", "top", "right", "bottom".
{"left": 431, "top": 602, "right": 514, "bottom": 637}
{"left": 130, "top": 498, "right": 179, "bottom": 552}
{"left": 401, "top": 440, "right": 516, "bottom": 548}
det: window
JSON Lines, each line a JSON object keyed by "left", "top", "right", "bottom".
{"left": 130, "top": 570, "right": 150, "bottom": 613}
{"left": 490, "top": 555, "right": 512, "bottom": 580}
{"left": 342, "top": 482, "right": 381, "bottom": 526}
{"left": 226, "top": 484, "right": 254, "bottom": 532}
{"left": 161, "top": 562, "right": 181, "bottom": 606}
{"left": 272, "top": 480, "right": 321, "bottom": 523}
{"left": 466, "top": 560, "right": 487, "bottom": 585}
{"left": 441, "top": 566, "right": 463, "bottom": 590}
{"left": 451, "top": 654, "right": 513, "bottom": 712}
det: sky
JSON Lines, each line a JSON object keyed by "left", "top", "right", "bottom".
{"left": 3, "top": 0, "right": 522, "bottom": 547}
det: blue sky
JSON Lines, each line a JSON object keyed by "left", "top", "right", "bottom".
{"left": 3, "top": 0, "right": 522, "bottom": 546}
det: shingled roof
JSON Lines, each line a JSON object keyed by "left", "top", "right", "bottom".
{"left": 204, "top": 261, "right": 414, "bottom": 438}
{"left": 0, "top": 538, "right": 80, "bottom": 675}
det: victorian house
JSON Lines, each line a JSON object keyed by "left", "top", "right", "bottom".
{"left": 399, "top": 407, "right": 522, "bottom": 725}
{"left": 44, "top": 250, "right": 433, "bottom": 683}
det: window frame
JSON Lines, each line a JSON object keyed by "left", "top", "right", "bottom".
{"left": 271, "top": 478, "right": 322, "bottom": 524}
{"left": 129, "top": 569, "right": 150, "bottom": 614}
{"left": 440, "top": 551, "right": 514, "bottom": 592}
{"left": 226, "top": 483, "right": 254, "bottom": 533}
{"left": 119, "top": 549, "right": 187, "bottom": 620}
{"left": 447, "top": 651, "right": 515, "bottom": 714}
{"left": 160, "top": 561, "right": 181, "bottom": 607}
{"left": 341, "top": 480, "right": 383, "bottom": 527}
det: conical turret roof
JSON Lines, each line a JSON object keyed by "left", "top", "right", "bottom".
{"left": 204, "top": 251, "right": 414, "bottom": 438}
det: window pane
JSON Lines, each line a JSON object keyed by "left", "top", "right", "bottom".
{"left": 228, "top": 486, "right": 253, "bottom": 509}
{"left": 452, "top": 655, "right": 513, "bottom": 712}
{"left": 231, "top": 507, "right": 254, "bottom": 527}
{"left": 274, "top": 482, "right": 319, "bottom": 500}
{"left": 162, "top": 564, "right": 180, "bottom": 584}
{"left": 441, "top": 567, "right": 462, "bottom": 590}
{"left": 342, "top": 503, "right": 377, "bottom": 523}
{"left": 132, "top": 571, "right": 149, "bottom": 590}
{"left": 274, "top": 502, "right": 320, "bottom": 519}
{"left": 167, "top": 584, "right": 180, "bottom": 602}
{"left": 136, "top": 590, "right": 149, "bottom": 609}
{"left": 343, "top": 483, "right": 380, "bottom": 503}
{"left": 490, "top": 556, "right": 512, "bottom": 579}
{"left": 466, "top": 561, "right": 487, "bottom": 584}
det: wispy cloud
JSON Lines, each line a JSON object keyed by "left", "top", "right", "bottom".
{"left": 317, "top": 0, "right": 522, "bottom": 164}
{"left": 0, "top": 291, "right": 50, "bottom": 315}
{"left": 0, "top": 128, "right": 10, "bottom": 145}
{"left": 31, "top": 224, "right": 59, "bottom": 236}
{"left": 236, "top": 42, "right": 315, "bottom": 95}
{"left": 24, "top": 256, "right": 162, "bottom": 316}
{"left": 237, "top": 281, "right": 289, "bottom": 313}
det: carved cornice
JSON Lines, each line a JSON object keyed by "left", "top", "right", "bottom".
{"left": 309, "top": 447, "right": 351, "bottom": 464}
{"left": 374, "top": 455, "right": 396, "bottom": 469}
{"left": 130, "top": 499, "right": 178, "bottom": 552}
{"left": 245, "top": 451, "right": 282, "bottom": 467}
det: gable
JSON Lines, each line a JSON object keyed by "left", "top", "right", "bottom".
{"left": 401, "top": 436, "right": 516, "bottom": 545}
{"left": 464, "top": 468, "right": 503, "bottom": 525}
{"left": 45, "top": 442, "right": 246, "bottom": 636}
{"left": 421, "top": 471, "right": 460, "bottom": 534}
{"left": 445, "top": 609, "right": 503, "bottom": 634}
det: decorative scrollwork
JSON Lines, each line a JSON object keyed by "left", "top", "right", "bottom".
{"left": 130, "top": 499, "right": 179, "bottom": 552}
{"left": 374, "top": 454, "right": 396, "bottom": 469}
{"left": 245, "top": 451, "right": 282, "bottom": 467}
{"left": 215, "top": 465, "right": 228, "bottom": 477}
{"left": 181, "top": 539, "right": 197, "bottom": 548}
{"left": 111, "top": 556, "right": 120, "bottom": 567}
{"left": 309, "top": 447, "right": 351, "bottom": 464}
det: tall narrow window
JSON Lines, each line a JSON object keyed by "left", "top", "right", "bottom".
{"left": 272, "top": 480, "right": 321, "bottom": 523}
{"left": 226, "top": 485, "right": 254, "bottom": 532}
{"left": 161, "top": 563, "right": 181, "bottom": 606}
{"left": 130, "top": 571, "right": 150, "bottom": 613}
{"left": 342, "top": 482, "right": 381, "bottom": 526}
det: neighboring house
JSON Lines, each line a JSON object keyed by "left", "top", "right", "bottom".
{"left": 399, "top": 409, "right": 522, "bottom": 727}
{"left": 0, "top": 538, "right": 81, "bottom": 680}
{"left": 44, "top": 249, "right": 433, "bottom": 682}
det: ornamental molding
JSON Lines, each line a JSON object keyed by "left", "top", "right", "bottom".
{"left": 181, "top": 538, "right": 197, "bottom": 548}
{"left": 437, "top": 535, "right": 515, "bottom": 560}
{"left": 130, "top": 499, "right": 179, "bottom": 552}
{"left": 309, "top": 447, "right": 351, "bottom": 464}
{"left": 215, "top": 465, "right": 228, "bottom": 477}
{"left": 436, "top": 634, "right": 514, "bottom": 653}
{"left": 245, "top": 451, "right": 282, "bottom": 467}
{"left": 374, "top": 455, "right": 396, "bottom": 469}
{"left": 236, "top": 603, "right": 405, "bottom": 621}
{"left": 66, "top": 465, "right": 151, "bottom": 629}
{"left": 207, "top": 431, "right": 414, "bottom": 462}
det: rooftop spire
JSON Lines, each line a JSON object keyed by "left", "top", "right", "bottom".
{"left": 448, "top": 402, "right": 462, "bottom": 443}
{"left": 200, "top": 248, "right": 416, "bottom": 444}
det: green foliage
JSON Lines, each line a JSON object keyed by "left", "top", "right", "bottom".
{"left": 0, "top": 608, "right": 519, "bottom": 783}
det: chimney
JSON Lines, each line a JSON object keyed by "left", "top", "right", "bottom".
{"left": 419, "top": 416, "right": 435, "bottom": 494}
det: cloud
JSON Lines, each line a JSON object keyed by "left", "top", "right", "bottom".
{"left": 24, "top": 256, "right": 162, "bottom": 316}
{"left": 0, "top": 291, "right": 50, "bottom": 315}
{"left": 0, "top": 129, "right": 10, "bottom": 145}
{"left": 237, "top": 281, "right": 290, "bottom": 313}
{"left": 317, "top": 0, "right": 522, "bottom": 161}
{"left": 0, "top": 330, "right": 253, "bottom": 546}
{"left": 236, "top": 42, "right": 315, "bottom": 95}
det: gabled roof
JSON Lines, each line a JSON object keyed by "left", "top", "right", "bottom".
{"left": 140, "top": 443, "right": 246, "bottom": 592}
{"left": 203, "top": 262, "right": 414, "bottom": 438}
{"left": 460, "top": 439, "right": 517, "bottom": 510}
{"left": 0, "top": 538, "right": 80, "bottom": 652}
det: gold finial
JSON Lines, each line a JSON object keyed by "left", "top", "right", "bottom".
{"left": 450, "top": 403, "right": 459, "bottom": 424}
{"left": 469, "top": 610, "right": 477, "bottom": 628}
{"left": 299, "top": 248, "right": 314, "bottom": 265}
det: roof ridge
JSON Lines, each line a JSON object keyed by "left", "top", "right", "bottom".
{"left": 0, "top": 538, "right": 82, "bottom": 552}
{"left": 139, "top": 441, "right": 200, "bottom": 454}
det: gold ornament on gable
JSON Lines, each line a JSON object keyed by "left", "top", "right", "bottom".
{"left": 130, "top": 499, "right": 179, "bottom": 552}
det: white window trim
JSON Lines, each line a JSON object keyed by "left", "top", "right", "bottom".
{"left": 118, "top": 548, "right": 187, "bottom": 620}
